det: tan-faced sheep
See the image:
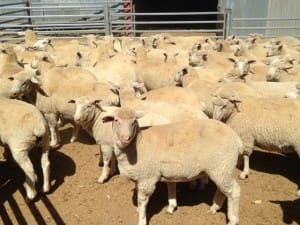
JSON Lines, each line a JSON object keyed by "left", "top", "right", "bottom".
{"left": 0, "top": 97, "right": 50, "bottom": 201}
{"left": 101, "top": 107, "right": 242, "bottom": 225}
{"left": 208, "top": 88, "right": 300, "bottom": 197}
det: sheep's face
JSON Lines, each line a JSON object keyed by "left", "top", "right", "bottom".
{"left": 266, "top": 45, "right": 283, "bottom": 57}
{"left": 69, "top": 97, "right": 102, "bottom": 125}
{"left": 188, "top": 51, "right": 207, "bottom": 67}
{"left": 9, "top": 71, "right": 40, "bottom": 99}
{"left": 211, "top": 91, "right": 240, "bottom": 122}
{"left": 229, "top": 58, "right": 255, "bottom": 76}
{"left": 174, "top": 68, "right": 188, "bottom": 85}
{"left": 103, "top": 108, "right": 144, "bottom": 149}
{"left": 266, "top": 67, "right": 282, "bottom": 82}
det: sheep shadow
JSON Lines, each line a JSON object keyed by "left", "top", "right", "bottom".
{"left": 131, "top": 181, "right": 218, "bottom": 224}
{"left": 249, "top": 150, "right": 300, "bottom": 193}
{"left": 270, "top": 199, "right": 300, "bottom": 225}
{"left": 0, "top": 148, "right": 75, "bottom": 225}
{"left": 58, "top": 125, "right": 96, "bottom": 146}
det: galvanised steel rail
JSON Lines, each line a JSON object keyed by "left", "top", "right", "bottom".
{"left": 110, "top": 11, "right": 226, "bottom": 38}
{"left": 232, "top": 17, "right": 300, "bottom": 38}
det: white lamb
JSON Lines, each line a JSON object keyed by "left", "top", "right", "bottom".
{"left": 0, "top": 97, "right": 50, "bottom": 201}
{"left": 101, "top": 107, "right": 243, "bottom": 225}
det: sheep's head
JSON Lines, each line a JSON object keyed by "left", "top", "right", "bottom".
{"left": 68, "top": 96, "right": 104, "bottom": 125}
{"left": 266, "top": 65, "right": 293, "bottom": 82}
{"left": 9, "top": 70, "right": 42, "bottom": 99}
{"left": 211, "top": 88, "right": 241, "bottom": 122}
{"left": 188, "top": 50, "right": 208, "bottom": 67}
{"left": 266, "top": 44, "right": 283, "bottom": 57}
{"left": 229, "top": 58, "right": 256, "bottom": 76}
{"left": 174, "top": 67, "right": 188, "bottom": 86}
{"left": 102, "top": 107, "right": 144, "bottom": 149}
{"left": 31, "top": 52, "right": 55, "bottom": 70}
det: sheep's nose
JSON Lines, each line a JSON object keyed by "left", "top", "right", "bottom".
{"left": 121, "top": 135, "right": 130, "bottom": 143}
{"left": 10, "top": 92, "right": 18, "bottom": 98}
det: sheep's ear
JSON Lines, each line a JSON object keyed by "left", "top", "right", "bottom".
{"left": 278, "top": 45, "right": 283, "bottom": 51}
{"left": 8, "top": 77, "right": 14, "bottom": 81}
{"left": 135, "top": 111, "right": 146, "bottom": 119}
{"left": 182, "top": 67, "right": 188, "bottom": 75}
{"left": 102, "top": 116, "right": 114, "bottom": 123}
{"left": 77, "top": 52, "right": 82, "bottom": 58}
{"left": 68, "top": 99, "right": 76, "bottom": 104}
{"left": 247, "top": 60, "right": 256, "bottom": 64}
{"left": 228, "top": 58, "right": 236, "bottom": 64}
{"left": 42, "top": 56, "right": 50, "bottom": 62}
{"left": 94, "top": 99, "right": 102, "bottom": 104}
{"left": 202, "top": 54, "right": 208, "bottom": 61}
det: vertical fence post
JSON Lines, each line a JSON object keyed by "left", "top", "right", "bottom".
{"left": 104, "top": 0, "right": 111, "bottom": 36}
{"left": 224, "top": 8, "right": 232, "bottom": 39}
{"left": 24, "top": 0, "right": 32, "bottom": 27}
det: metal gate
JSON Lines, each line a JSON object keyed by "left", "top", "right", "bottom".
{"left": 0, "top": 1, "right": 227, "bottom": 41}
{"left": 0, "top": 1, "right": 299, "bottom": 41}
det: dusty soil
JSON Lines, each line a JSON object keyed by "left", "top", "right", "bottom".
{"left": 1, "top": 125, "right": 300, "bottom": 225}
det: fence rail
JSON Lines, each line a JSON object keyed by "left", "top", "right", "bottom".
{"left": 0, "top": 1, "right": 299, "bottom": 41}
{"left": 232, "top": 16, "right": 300, "bottom": 38}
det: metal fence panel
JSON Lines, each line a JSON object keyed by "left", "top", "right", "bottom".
{"left": 110, "top": 11, "right": 226, "bottom": 38}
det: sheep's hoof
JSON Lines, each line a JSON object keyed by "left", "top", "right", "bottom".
{"left": 70, "top": 137, "right": 77, "bottom": 143}
{"left": 166, "top": 205, "right": 177, "bottom": 214}
{"left": 239, "top": 172, "right": 248, "bottom": 180}
{"left": 207, "top": 203, "right": 220, "bottom": 215}
{"left": 97, "top": 176, "right": 108, "bottom": 184}
{"left": 25, "top": 194, "right": 37, "bottom": 203}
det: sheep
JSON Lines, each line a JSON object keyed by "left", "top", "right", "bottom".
{"left": 0, "top": 97, "right": 50, "bottom": 201}
{"left": 9, "top": 56, "right": 119, "bottom": 148}
{"left": 264, "top": 40, "right": 283, "bottom": 57}
{"left": 266, "top": 65, "right": 294, "bottom": 82}
{"left": 188, "top": 48, "right": 208, "bottom": 67}
{"left": 101, "top": 107, "right": 242, "bottom": 225}
{"left": 220, "top": 58, "right": 256, "bottom": 82}
{"left": 26, "top": 38, "right": 53, "bottom": 51}
{"left": 0, "top": 45, "right": 24, "bottom": 98}
{"left": 117, "top": 85, "right": 208, "bottom": 122}
{"left": 67, "top": 96, "right": 170, "bottom": 184}
{"left": 219, "top": 68, "right": 299, "bottom": 98}
{"left": 130, "top": 46, "right": 186, "bottom": 90}
{"left": 208, "top": 87, "right": 300, "bottom": 197}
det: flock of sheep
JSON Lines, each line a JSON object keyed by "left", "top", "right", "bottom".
{"left": 1, "top": 29, "right": 300, "bottom": 225}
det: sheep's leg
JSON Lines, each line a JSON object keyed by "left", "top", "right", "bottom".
{"left": 40, "top": 134, "right": 50, "bottom": 193}
{"left": 137, "top": 181, "right": 156, "bottom": 225}
{"left": 240, "top": 154, "right": 250, "bottom": 179}
{"left": 166, "top": 182, "right": 177, "bottom": 214}
{"left": 239, "top": 136, "right": 254, "bottom": 179}
{"left": 208, "top": 188, "right": 226, "bottom": 214}
{"left": 97, "top": 145, "right": 113, "bottom": 183}
{"left": 214, "top": 178, "right": 240, "bottom": 225}
{"left": 207, "top": 169, "right": 240, "bottom": 225}
{"left": 11, "top": 148, "right": 37, "bottom": 201}
{"left": 224, "top": 180, "right": 240, "bottom": 225}
{"left": 45, "top": 113, "right": 60, "bottom": 148}
{"left": 70, "top": 123, "right": 80, "bottom": 143}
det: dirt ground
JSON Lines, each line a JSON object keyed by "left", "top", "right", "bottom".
{"left": 1, "top": 125, "right": 300, "bottom": 225}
